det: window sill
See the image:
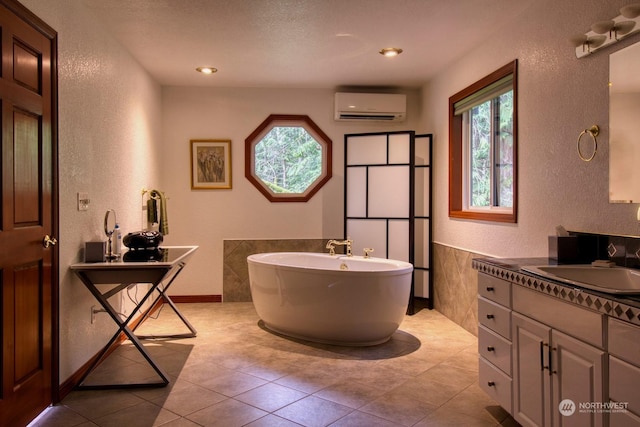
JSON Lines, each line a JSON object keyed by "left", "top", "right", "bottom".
{"left": 449, "top": 209, "right": 516, "bottom": 223}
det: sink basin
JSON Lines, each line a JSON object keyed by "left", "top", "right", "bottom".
{"left": 521, "top": 265, "right": 640, "bottom": 295}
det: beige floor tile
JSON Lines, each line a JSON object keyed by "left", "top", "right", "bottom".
{"left": 328, "top": 410, "right": 403, "bottom": 427}
{"left": 383, "top": 375, "right": 465, "bottom": 408}
{"left": 174, "top": 359, "right": 232, "bottom": 385}
{"left": 244, "top": 414, "right": 306, "bottom": 426}
{"left": 198, "top": 370, "right": 268, "bottom": 397}
{"left": 437, "top": 383, "right": 510, "bottom": 424}
{"left": 313, "top": 379, "right": 387, "bottom": 409}
{"left": 359, "top": 392, "right": 437, "bottom": 426}
{"left": 154, "top": 417, "right": 202, "bottom": 427}
{"left": 274, "top": 395, "right": 353, "bottom": 427}
{"left": 274, "top": 367, "right": 340, "bottom": 394}
{"left": 35, "top": 302, "right": 507, "bottom": 427}
{"left": 61, "top": 389, "right": 145, "bottom": 420}
{"left": 416, "top": 363, "right": 478, "bottom": 390}
{"left": 91, "top": 400, "right": 180, "bottom": 427}
{"left": 149, "top": 380, "right": 227, "bottom": 416}
{"left": 235, "top": 382, "right": 308, "bottom": 412}
{"left": 238, "top": 356, "right": 301, "bottom": 381}
{"left": 413, "top": 406, "right": 499, "bottom": 427}
{"left": 186, "top": 398, "right": 267, "bottom": 426}
{"left": 29, "top": 405, "right": 90, "bottom": 427}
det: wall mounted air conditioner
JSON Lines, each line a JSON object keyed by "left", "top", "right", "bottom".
{"left": 334, "top": 92, "right": 406, "bottom": 122}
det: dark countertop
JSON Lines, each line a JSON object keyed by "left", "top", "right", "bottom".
{"left": 473, "top": 257, "right": 640, "bottom": 315}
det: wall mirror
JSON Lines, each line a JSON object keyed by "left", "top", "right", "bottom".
{"left": 245, "top": 114, "right": 332, "bottom": 202}
{"left": 609, "top": 41, "right": 640, "bottom": 203}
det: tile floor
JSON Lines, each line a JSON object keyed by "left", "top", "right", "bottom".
{"left": 30, "top": 303, "right": 519, "bottom": 427}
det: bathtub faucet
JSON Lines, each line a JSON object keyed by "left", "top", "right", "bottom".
{"left": 326, "top": 238, "right": 353, "bottom": 257}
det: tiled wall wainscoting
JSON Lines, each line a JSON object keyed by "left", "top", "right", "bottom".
{"left": 224, "top": 239, "right": 481, "bottom": 338}
{"left": 433, "top": 243, "right": 481, "bottom": 337}
{"left": 223, "top": 239, "right": 328, "bottom": 302}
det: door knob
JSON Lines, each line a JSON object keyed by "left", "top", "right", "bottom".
{"left": 43, "top": 235, "right": 58, "bottom": 248}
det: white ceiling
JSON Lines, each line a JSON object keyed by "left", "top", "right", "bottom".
{"left": 82, "top": 0, "right": 535, "bottom": 89}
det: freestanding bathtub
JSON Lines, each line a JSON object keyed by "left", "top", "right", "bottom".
{"left": 247, "top": 252, "right": 413, "bottom": 346}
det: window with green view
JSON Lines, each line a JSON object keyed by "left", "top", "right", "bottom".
{"left": 254, "top": 126, "right": 322, "bottom": 194}
{"left": 448, "top": 60, "right": 517, "bottom": 223}
{"left": 468, "top": 90, "right": 513, "bottom": 209}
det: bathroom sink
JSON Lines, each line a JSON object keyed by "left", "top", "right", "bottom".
{"left": 521, "top": 265, "right": 640, "bottom": 295}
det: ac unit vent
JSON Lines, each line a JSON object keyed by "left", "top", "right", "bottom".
{"left": 338, "top": 113, "right": 398, "bottom": 121}
{"left": 334, "top": 92, "right": 406, "bottom": 122}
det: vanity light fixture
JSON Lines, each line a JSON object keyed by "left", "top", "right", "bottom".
{"left": 379, "top": 47, "right": 403, "bottom": 57}
{"left": 591, "top": 19, "right": 636, "bottom": 40}
{"left": 196, "top": 66, "right": 217, "bottom": 74}
{"left": 572, "top": 3, "right": 640, "bottom": 58}
{"left": 621, "top": 3, "right": 640, "bottom": 18}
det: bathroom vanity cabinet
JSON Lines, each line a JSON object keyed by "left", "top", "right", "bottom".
{"left": 512, "top": 298, "right": 605, "bottom": 427}
{"left": 474, "top": 262, "right": 640, "bottom": 427}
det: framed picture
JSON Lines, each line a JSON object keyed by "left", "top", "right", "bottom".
{"left": 190, "top": 139, "right": 232, "bottom": 189}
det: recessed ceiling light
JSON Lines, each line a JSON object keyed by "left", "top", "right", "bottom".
{"left": 196, "top": 66, "right": 218, "bottom": 75}
{"left": 379, "top": 48, "right": 403, "bottom": 57}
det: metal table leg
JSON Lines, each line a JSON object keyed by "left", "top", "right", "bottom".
{"left": 133, "top": 262, "right": 198, "bottom": 339}
{"left": 75, "top": 271, "right": 171, "bottom": 389}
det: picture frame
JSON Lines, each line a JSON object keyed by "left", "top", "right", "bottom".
{"left": 190, "top": 139, "right": 232, "bottom": 189}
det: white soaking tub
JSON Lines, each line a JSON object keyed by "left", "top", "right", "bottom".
{"left": 247, "top": 252, "right": 413, "bottom": 346}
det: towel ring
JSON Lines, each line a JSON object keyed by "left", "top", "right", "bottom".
{"left": 577, "top": 125, "right": 599, "bottom": 162}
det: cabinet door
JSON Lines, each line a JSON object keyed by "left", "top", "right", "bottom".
{"left": 551, "top": 330, "right": 605, "bottom": 427}
{"left": 512, "top": 313, "right": 552, "bottom": 427}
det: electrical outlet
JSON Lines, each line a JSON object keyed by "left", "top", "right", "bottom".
{"left": 91, "top": 305, "right": 106, "bottom": 324}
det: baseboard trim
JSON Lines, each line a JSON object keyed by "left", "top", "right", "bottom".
{"left": 168, "top": 295, "right": 222, "bottom": 303}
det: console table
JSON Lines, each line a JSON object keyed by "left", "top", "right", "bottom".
{"left": 70, "top": 245, "right": 198, "bottom": 389}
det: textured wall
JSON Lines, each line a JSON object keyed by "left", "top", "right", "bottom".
{"left": 160, "top": 87, "right": 422, "bottom": 296}
{"left": 422, "top": 0, "right": 640, "bottom": 259}
{"left": 20, "top": 0, "right": 162, "bottom": 383}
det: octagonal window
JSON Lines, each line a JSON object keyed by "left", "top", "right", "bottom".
{"left": 245, "top": 114, "right": 332, "bottom": 202}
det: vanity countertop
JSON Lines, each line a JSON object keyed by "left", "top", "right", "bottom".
{"left": 473, "top": 257, "right": 640, "bottom": 325}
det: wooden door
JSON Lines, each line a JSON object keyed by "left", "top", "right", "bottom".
{"left": 0, "top": 1, "right": 58, "bottom": 426}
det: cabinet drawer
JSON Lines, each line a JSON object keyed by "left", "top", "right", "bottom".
{"left": 479, "top": 357, "right": 512, "bottom": 413}
{"left": 610, "top": 356, "right": 640, "bottom": 417}
{"left": 478, "top": 296, "right": 511, "bottom": 339}
{"left": 609, "top": 317, "right": 640, "bottom": 365}
{"left": 478, "top": 325, "right": 512, "bottom": 375}
{"left": 478, "top": 273, "right": 511, "bottom": 307}
{"left": 512, "top": 285, "right": 604, "bottom": 348}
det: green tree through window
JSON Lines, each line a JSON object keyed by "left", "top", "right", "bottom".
{"left": 469, "top": 90, "right": 513, "bottom": 208}
{"left": 254, "top": 126, "right": 322, "bottom": 193}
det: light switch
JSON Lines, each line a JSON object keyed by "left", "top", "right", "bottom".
{"left": 77, "top": 192, "right": 90, "bottom": 211}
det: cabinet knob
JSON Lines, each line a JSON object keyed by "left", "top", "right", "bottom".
{"left": 487, "top": 381, "right": 495, "bottom": 387}
{"left": 486, "top": 314, "right": 495, "bottom": 319}
{"left": 486, "top": 286, "right": 495, "bottom": 292}
{"left": 487, "top": 346, "right": 495, "bottom": 352}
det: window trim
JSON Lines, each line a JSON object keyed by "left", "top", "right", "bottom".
{"left": 245, "top": 114, "right": 332, "bottom": 202}
{"left": 449, "top": 60, "right": 518, "bottom": 223}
